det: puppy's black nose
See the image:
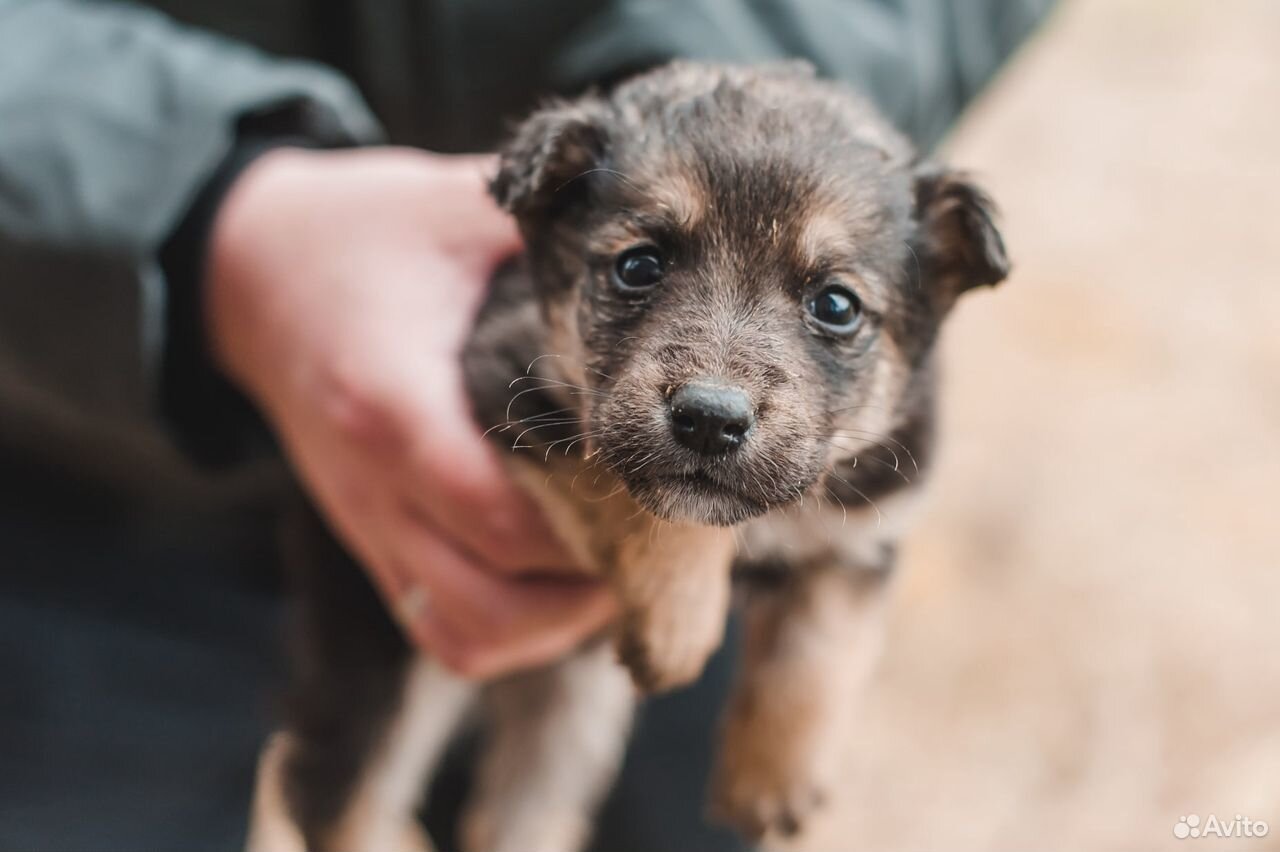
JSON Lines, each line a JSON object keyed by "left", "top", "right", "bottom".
{"left": 669, "top": 381, "right": 754, "bottom": 456}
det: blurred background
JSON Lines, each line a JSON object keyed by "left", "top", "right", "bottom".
{"left": 808, "top": 1, "right": 1280, "bottom": 849}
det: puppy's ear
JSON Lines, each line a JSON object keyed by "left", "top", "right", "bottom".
{"left": 491, "top": 98, "right": 610, "bottom": 217}
{"left": 913, "top": 167, "right": 1010, "bottom": 298}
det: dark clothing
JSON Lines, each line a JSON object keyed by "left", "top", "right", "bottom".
{"left": 0, "top": 1, "right": 1054, "bottom": 848}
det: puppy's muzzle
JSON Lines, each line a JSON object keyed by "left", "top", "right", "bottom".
{"left": 669, "top": 380, "right": 754, "bottom": 457}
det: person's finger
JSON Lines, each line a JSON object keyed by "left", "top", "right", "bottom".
{"left": 418, "top": 579, "right": 617, "bottom": 680}
{"left": 391, "top": 516, "right": 511, "bottom": 630}
{"left": 396, "top": 510, "right": 600, "bottom": 628}
{"left": 405, "top": 478, "right": 574, "bottom": 574}
{"left": 402, "top": 490, "right": 573, "bottom": 576}
{"left": 316, "top": 348, "right": 573, "bottom": 575}
{"left": 404, "top": 383, "right": 578, "bottom": 573}
{"left": 430, "top": 153, "right": 522, "bottom": 269}
{"left": 391, "top": 514, "right": 616, "bottom": 672}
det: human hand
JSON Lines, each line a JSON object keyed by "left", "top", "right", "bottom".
{"left": 205, "top": 146, "right": 616, "bottom": 678}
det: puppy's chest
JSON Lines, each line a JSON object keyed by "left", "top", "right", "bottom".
{"left": 734, "top": 486, "right": 920, "bottom": 582}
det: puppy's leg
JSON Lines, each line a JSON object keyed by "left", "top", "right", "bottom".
{"left": 259, "top": 658, "right": 473, "bottom": 852}
{"left": 461, "top": 641, "right": 635, "bottom": 852}
{"left": 318, "top": 656, "right": 475, "bottom": 852}
{"left": 505, "top": 457, "right": 737, "bottom": 694}
{"left": 711, "top": 546, "right": 895, "bottom": 842}
{"left": 262, "top": 506, "right": 477, "bottom": 852}
{"left": 609, "top": 521, "right": 737, "bottom": 693}
{"left": 246, "top": 732, "right": 305, "bottom": 852}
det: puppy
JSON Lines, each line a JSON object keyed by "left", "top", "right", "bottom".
{"left": 248, "top": 61, "right": 1008, "bottom": 852}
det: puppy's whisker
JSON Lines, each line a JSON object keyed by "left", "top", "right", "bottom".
{"left": 809, "top": 485, "right": 833, "bottom": 543}
{"left": 826, "top": 429, "right": 920, "bottom": 475}
{"left": 823, "top": 403, "right": 891, "bottom": 417}
{"left": 860, "top": 455, "right": 912, "bottom": 483}
{"left": 555, "top": 166, "right": 643, "bottom": 196}
{"left": 507, "top": 411, "right": 581, "bottom": 426}
{"left": 482, "top": 406, "right": 580, "bottom": 439}
{"left": 626, "top": 452, "right": 660, "bottom": 475}
{"left": 824, "top": 468, "right": 884, "bottom": 529}
{"left": 582, "top": 481, "right": 627, "bottom": 504}
{"left": 813, "top": 433, "right": 881, "bottom": 457}
{"left": 560, "top": 434, "right": 597, "bottom": 456}
{"left": 542, "top": 430, "right": 602, "bottom": 461}
{"left": 525, "top": 353, "right": 561, "bottom": 374}
{"left": 507, "top": 375, "right": 605, "bottom": 395}
{"left": 511, "top": 419, "right": 584, "bottom": 448}
{"left": 823, "top": 482, "right": 850, "bottom": 527}
{"left": 501, "top": 417, "right": 578, "bottom": 437}
{"left": 505, "top": 383, "right": 605, "bottom": 422}
{"left": 813, "top": 430, "right": 918, "bottom": 476}
{"left": 569, "top": 466, "right": 591, "bottom": 496}
{"left": 902, "top": 239, "right": 923, "bottom": 291}
{"left": 525, "top": 352, "right": 616, "bottom": 383}
{"left": 816, "top": 435, "right": 904, "bottom": 477}
{"left": 512, "top": 406, "right": 579, "bottom": 421}
{"left": 821, "top": 437, "right": 914, "bottom": 485}
{"left": 482, "top": 421, "right": 512, "bottom": 439}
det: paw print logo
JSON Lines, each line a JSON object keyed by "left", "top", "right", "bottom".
{"left": 1174, "top": 815, "right": 1202, "bottom": 839}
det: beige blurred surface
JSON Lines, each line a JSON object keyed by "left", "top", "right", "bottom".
{"left": 811, "top": 1, "right": 1280, "bottom": 850}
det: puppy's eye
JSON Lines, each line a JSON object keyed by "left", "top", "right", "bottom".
{"left": 807, "top": 285, "right": 862, "bottom": 332}
{"left": 613, "top": 246, "right": 664, "bottom": 291}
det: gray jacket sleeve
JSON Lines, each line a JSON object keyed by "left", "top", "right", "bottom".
{"left": 556, "top": 0, "right": 1056, "bottom": 150}
{"left": 0, "top": 0, "right": 381, "bottom": 453}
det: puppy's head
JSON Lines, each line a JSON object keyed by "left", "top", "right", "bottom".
{"left": 493, "top": 62, "right": 1008, "bottom": 526}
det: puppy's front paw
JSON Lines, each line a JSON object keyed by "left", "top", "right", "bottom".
{"left": 615, "top": 603, "right": 725, "bottom": 693}
{"left": 710, "top": 706, "right": 831, "bottom": 842}
{"left": 712, "top": 765, "right": 827, "bottom": 842}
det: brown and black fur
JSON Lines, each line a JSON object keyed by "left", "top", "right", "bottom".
{"left": 253, "top": 61, "right": 1008, "bottom": 852}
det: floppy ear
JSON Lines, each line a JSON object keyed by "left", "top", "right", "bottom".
{"left": 913, "top": 167, "right": 1010, "bottom": 298}
{"left": 490, "top": 97, "right": 610, "bottom": 218}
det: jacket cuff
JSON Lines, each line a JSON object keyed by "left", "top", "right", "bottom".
{"left": 158, "top": 127, "right": 317, "bottom": 468}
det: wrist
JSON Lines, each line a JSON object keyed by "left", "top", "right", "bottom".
{"left": 159, "top": 138, "right": 318, "bottom": 465}
{"left": 204, "top": 146, "right": 320, "bottom": 404}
